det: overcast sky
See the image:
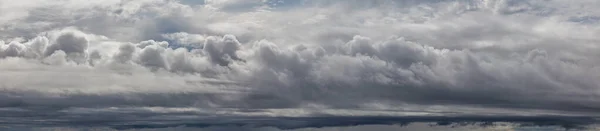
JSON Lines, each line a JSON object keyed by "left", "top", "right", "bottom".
{"left": 0, "top": 0, "right": 599, "bottom": 130}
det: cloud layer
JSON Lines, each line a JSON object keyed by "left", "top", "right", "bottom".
{"left": 1, "top": 0, "right": 600, "bottom": 130}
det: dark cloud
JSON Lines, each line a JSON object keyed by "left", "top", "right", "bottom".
{"left": 0, "top": 115, "right": 597, "bottom": 130}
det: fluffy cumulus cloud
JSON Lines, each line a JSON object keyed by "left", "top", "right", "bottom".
{"left": 1, "top": 0, "right": 600, "bottom": 130}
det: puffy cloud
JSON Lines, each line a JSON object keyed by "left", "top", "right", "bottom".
{"left": 113, "top": 42, "right": 136, "bottom": 64}
{"left": 1, "top": 0, "right": 600, "bottom": 130}
{"left": 2, "top": 41, "right": 26, "bottom": 57}
{"left": 162, "top": 32, "right": 205, "bottom": 49}
{"left": 203, "top": 35, "right": 243, "bottom": 66}
{"left": 138, "top": 42, "right": 168, "bottom": 69}
{"left": 45, "top": 30, "right": 88, "bottom": 53}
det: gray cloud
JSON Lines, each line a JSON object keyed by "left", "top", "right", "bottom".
{"left": 3, "top": 123, "right": 571, "bottom": 131}
{"left": 1, "top": 0, "right": 600, "bottom": 130}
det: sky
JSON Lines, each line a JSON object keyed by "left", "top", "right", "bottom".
{"left": 0, "top": 0, "right": 600, "bottom": 130}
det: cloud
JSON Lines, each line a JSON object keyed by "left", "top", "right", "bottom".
{"left": 4, "top": 123, "right": 562, "bottom": 131}
{"left": 1, "top": 0, "right": 600, "bottom": 130}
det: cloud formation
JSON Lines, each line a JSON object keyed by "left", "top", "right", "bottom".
{"left": 0, "top": 0, "right": 600, "bottom": 130}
